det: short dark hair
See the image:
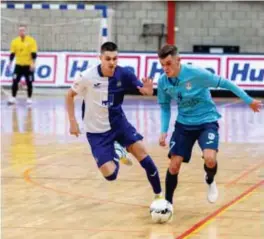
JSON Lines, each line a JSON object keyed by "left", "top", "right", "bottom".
{"left": 101, "top": 41, "right": 118, "bottom": 53}
{"left": 158, "top": 44, "right": 178, "bottom": 59}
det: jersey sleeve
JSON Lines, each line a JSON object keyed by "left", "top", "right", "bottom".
{"left": 10, "top": 39, "right": 16, "bottom": 53}
{"left": 218, "top": 79, "right": 253, "bottom": 104}
{"left": 196, "top": 68, "right": 222, "bottom": 88}
{"left": 160, "top": 104, "right": 171, "bottom": 133}
{"left": 31, "top": 37, "right": 38, "bottom": 52}
{"left": 122, "top": 68, "right": 143, "bottom": 90}
{"left": 157, "top": 75, "right": 171, "bottom": 104}
{"left": 197, "top": 67, "right": 253, "bottom": 104}
{"left": 157, "top": 76, "right": 171, "bottom": 133}
{"left": 71, "top": 71, "right": 89, "bottom": 95}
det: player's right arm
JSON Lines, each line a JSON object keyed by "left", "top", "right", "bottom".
{"left": 66, "top": 72, "right": 87, "bottom": 137}
{"left": 157, "top": 75, "right": 172, "bottom": 147}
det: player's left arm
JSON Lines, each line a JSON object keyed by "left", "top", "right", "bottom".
{"left": 200, "top": 69, "right": 262, "bottom": 112}
{"left": 30, "top": 37, "right": 38, "bottom": 71}
{"left": 8, "top": 39, "right": 16, "bottom": 69}
{"left": 123, "top": 68, "right": 153, "bottom": 96}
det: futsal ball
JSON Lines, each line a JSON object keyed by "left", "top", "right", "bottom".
{"left": 150, "top": 199, "right": 173, "bottom": 224}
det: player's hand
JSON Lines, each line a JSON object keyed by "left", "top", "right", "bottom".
{"left": 30, "top": 62, "right": 35, "bottom": 71}
{"left": 159, "top": 133, "right": 167, "bottom": 147}
{"left": 69, "top": 120, "right": 81, "bottom": 137}
{"left": 250, "top": 99, "right": 262, "bottom": 112}
{"left": 137, "top": 77, "right": 153, "bottom": 96}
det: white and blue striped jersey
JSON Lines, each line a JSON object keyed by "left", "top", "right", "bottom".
{"left": 72, "top": 65, "right": 142, "bottom": 133}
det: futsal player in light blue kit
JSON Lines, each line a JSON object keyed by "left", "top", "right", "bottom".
{"left": 157, "top": 44, "right": 262, "bottom": 214}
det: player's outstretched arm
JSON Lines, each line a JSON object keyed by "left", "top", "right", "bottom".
{"left": 200, "top": 69, "right": 262, "bottom": 113}
{"left": 218, "top": 80, "right": 262, "bottom": 112}
{"left": 124, "top": 69, "right": 153, "bottom": 96}
{"left": 65, "top": 89, "right": 81, "bottom": 137}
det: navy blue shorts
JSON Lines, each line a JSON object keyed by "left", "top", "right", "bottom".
{"left": 86, "top": 119, "right": 143, "bottom": 167}
{"left": 168, "top": 121, "right": 219, "bottom": 163}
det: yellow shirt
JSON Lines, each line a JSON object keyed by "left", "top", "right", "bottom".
{"left": 10, "top": 35, "right": 38, "bottom": 66}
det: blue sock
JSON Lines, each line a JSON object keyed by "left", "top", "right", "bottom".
{"left": 140, "top": 155, "right": 162, "bottom": 194}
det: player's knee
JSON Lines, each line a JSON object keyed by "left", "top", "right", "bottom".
{"left": 169, "top": 164, "right": 181, "bottom": 174}
{"left": 204, "top": 156, "right": 216, "bottom": 168}
{"left": 104, "top": 171, "right": 118, "bottom": 181}
{"left": 128, "top": 141, "right": 148, "bottom": 160}
{"left": 100, "top": 161, "right": 119, "bottom": 181}
{"left": 169, "top": 158, "right": 182, "bottom": 174}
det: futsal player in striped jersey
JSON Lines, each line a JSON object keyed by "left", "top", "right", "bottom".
{"left": 66, "top": 42, "right": 164, "bottom": 207}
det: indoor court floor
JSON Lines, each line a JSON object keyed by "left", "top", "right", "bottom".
{"left": 1, "top": 95, "right": 263, "bottom": 239}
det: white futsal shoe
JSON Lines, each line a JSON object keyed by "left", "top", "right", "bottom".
{"left": 27, "top": 98, "right": 32, "bottom": 104}
{"left": 7, "top": 97, "right": 16, "bottom": 105}
{"left": 205, "top": 175, "right": 219, "bottom": 203}
{"left": 114, "top": 142, "right": 133, "bottom": 166}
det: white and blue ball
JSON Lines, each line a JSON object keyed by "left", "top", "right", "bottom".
{"left": 150, "top": 199, "right": 173, "bottom": 224}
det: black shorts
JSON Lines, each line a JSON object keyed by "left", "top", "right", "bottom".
{"left": 13, "top": 65, "right": 34, "bottom": 82}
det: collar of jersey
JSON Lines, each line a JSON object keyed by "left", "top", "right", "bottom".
{"left": 97, "top": 65, "right": 104, "bottom": 77}
{"left": 178, "top": 64, "right": 185, "bottom": 79}
{"left": 18, "top": 35, "right": 29, "bottom": 42}
{"left": 167, "top": 77, "right": 178, "bottom": 86}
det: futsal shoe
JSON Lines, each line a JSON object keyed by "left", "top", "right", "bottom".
{"left": 27, "top": 98, "right": 32, "bottom": 104}
{"left": 114, "top": 142, "right": 133, "bottom": 166}
{"left": 7, "top": 97, "right": 16, "bottom": 105}
{"left": 206, "top": 179, "right": 219, "bottom": 203}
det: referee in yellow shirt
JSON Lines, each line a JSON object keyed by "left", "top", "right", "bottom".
{"left": 8, "top": 24, "right": 38, "bottom": 105}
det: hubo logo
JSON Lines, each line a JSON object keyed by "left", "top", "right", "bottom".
{"left": 1, "top": 60, "right": 52, "bottom": 79}
{"left": 146, "top": 56, "right": 221, "bottom": 83}
{"left": 227, "top": 58, "right": 264, "bottom": 83}
{"left": 1, "top": 53, "right": 57, "bottom": 83}
{"left": 66, "top": 54, "right": 139, "bottom": 83}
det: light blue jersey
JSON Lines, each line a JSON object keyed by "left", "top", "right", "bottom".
{"left": 157, "top": 64, "right": 253, "bottom": 132}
